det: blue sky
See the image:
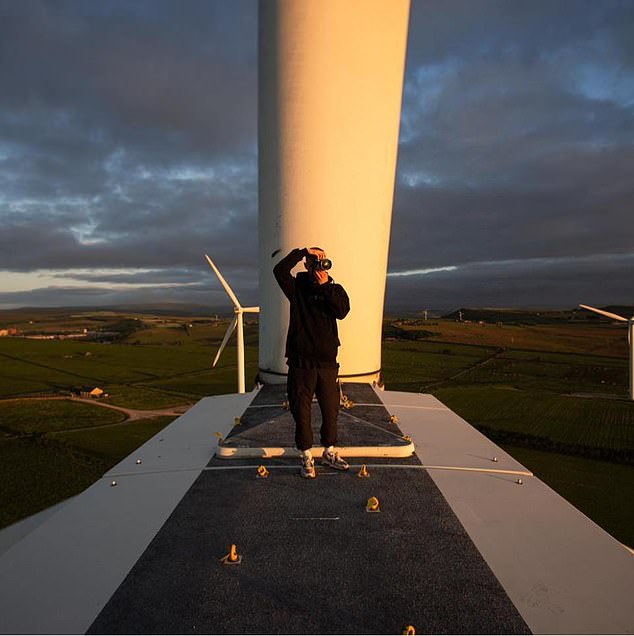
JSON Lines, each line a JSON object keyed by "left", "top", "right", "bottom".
{"left": 0, "top": 0, "right": 633, "bottom": 310}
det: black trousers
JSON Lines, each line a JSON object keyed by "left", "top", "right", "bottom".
{"left": 287, "top": 366, "right": 339, "bottom": 451}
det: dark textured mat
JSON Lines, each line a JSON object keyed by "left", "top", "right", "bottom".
{"left": 88, "top": 467, "right": 530, "bottom": 635}
{"left": 250, "top": 383, "right": 287, "bottom": 406}
{"left": 222, "top": 404, "right": 410, "bottom": 449}
{"left": 220, "top": 383, "right": 411, "bottom": 452}
{"left": 339, "top": 382, "right": 383, "bottom": 405}
{"left": 248, "top": 381, "right": 382, "bottom": 406}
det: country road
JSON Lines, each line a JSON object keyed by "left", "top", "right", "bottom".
{"left": 71, "top": 396, "right": 192, "bottom": 421}
{"left": 0, "top": 395, "right": 193, "bottom": 422}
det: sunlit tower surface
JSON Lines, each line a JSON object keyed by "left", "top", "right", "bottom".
{"left": 258, "top": 0, "right": 411, "bottom": 384}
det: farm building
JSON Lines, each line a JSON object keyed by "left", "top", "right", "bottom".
{"left": 77, "top": 387, "right": 106, "bottom": 398}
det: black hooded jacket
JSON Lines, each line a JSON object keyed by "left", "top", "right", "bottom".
{"left": 273, "top": 248, "right": 350, "bottom": 367}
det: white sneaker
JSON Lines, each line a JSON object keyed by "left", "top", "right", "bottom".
{"left": 300, "top": 452, "right": 316, "bottom": 479}
{"left": 321, "top": 447, "right": 349, "bottom": 471}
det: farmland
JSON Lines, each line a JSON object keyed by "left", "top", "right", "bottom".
{"left": 0, "top": 307, "right": 632, "bottom": 546}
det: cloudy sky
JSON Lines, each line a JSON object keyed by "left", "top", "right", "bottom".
{"left": 1, "top": 0, "right": 632, "bottom": 311}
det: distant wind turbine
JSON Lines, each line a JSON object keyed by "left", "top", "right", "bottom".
{"left": 205, "top": 254, "right": 259, "bottom": 394}
{"left": 579, "top": 304, "right": 634, "bottom": 400}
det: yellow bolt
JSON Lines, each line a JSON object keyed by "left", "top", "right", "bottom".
{"left": 390, "top": 414, "right": 399, "bottom": 424}
{"left": 366, "top": 496, "right": 380, "bottom": 513}
{"left": 220, "top": 543, "right": 242, "bottom": 565}
{"left": 403, "top": 435, "right": 412, "bottom": 442}
{"left": 214, "top": 432, "right": 223, "bottom": 444}
{"left": 257, "top": 465, "right": 269, "bottom": 479}
{"left": 344, "top": 400, "right": 355, "bottom": 409}
{"left": 402, "top": 625, "right": 416, "bottom": 635}
{"left": 281, "top": 400, "right": 289, "bottom": 410}
{"left": 357, "top": 464, "right": 369, "bottom": 478}
{"left": 234, "top": 416, "right": 241, "bottom": 425}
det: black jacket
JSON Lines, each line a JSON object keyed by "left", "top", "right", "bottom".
{"left": 273, "top": 248, "right": 350, "bottom": 367}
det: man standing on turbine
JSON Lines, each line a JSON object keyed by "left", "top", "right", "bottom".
{"left": 274, "top": 247, "right": 350, "bottom": 478}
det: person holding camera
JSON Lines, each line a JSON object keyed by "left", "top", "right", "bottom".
{"left": 273, "top": 247, "right": 350, "bottom": 478}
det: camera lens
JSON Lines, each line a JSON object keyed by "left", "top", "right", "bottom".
{"left": 321, "top": 258, "right": 332, "bottom": 270}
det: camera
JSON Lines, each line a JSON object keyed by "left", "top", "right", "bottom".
{"left": 307, "top": 255, "right": 332, "bottom": 270}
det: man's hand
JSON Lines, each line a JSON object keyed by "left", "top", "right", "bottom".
{"left": 306, "top": 247, "right": 326, "bottom": 260}
{"left": 305, "top": 247, "right": 329, "bottom": 284}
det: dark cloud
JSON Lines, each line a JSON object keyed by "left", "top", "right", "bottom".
{"left": 386, "top": 252, "right": 634, "bottom": 310}
{"left": 388, "top": 0, "right": 634, "bottom": 307}
{"left": 0, "top": 0, "right": 632, "bottom": 310}
{"left": 0, "top": 0, "right": 256, "bottom": 149}
{"left": 0, "top": 277, "right": 258, "bottom": 310}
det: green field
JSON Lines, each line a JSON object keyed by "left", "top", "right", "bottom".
{"left": 0, "top": 437, "right": 106, "bottom": 528}
{"left": 0, "top": 311, "right": 632, "bottom": 550}
{"left": 0, "top": 322, "right": 259, "bottom": 406}
{"left": 0, "top": 399, "right": 125, "bottom": 434}
{"left": 434, "top": 387, "right": 634, "bottom": 462}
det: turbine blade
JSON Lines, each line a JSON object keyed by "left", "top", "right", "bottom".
{"left": 204, "top": 254, "right": 242, "bottom": 309}
{"left": 579, "top": 304, "right": 627, "bottom": 322}
{"left": 242, "top": 306, "right": 260, "bottom": 313}
{"left": 213, "top": 316, "right": 238, "bottom": 367}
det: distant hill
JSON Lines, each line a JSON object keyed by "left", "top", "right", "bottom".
{"left": 442, "top": 306, "right": 633, "bottom": 324}
{"left": 0, "top": 303, "right": 233, "bottom": 320}
{"left": 442, "top": 307, "right": 573, "bottom": 324}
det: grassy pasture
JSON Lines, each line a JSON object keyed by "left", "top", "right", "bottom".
{"left": 0, "top": 399, "right": 124, "bottom": 434}
{"left": 0, "top": 321, "right": 259, "bottom": 405}
{"left": 460, "top": 351, "right": 627, "bottom": 395}
{"left": 382, "top": 340, "right": 498, "bottom": 392}
{"left": 0, "top": 437, "right": 106, "bottom": 528}
{"left": 434, "top": 387, "right": 634, "bottom": 460}
{"left": 140, "top": 346, "right": 259, "bottom": 399}
{"left": 103, "top": 384, "right": 196, "bottom": 409}
{"left": 381, "top": 321, "right": 628, "bottom": 397}
{"left": 409, "top": 320, "right": 628, "bottom": 357}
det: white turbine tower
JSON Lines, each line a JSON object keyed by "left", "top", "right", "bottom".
{"left": 205, "top": 254, "right": 259, "bottom": 394}
{"left": 579, "top": 304, "right": 634, "bottom": 400}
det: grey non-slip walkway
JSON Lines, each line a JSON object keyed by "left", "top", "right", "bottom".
{"left": 88, "top": 384, "right": 529, "bottom": 634}
{"left": 88, "top": 466, "right": 529, "bottom": 634}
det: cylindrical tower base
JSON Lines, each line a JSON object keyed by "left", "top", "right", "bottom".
{"left": 258, "top": 0, "right": 410, "bottom": 383}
